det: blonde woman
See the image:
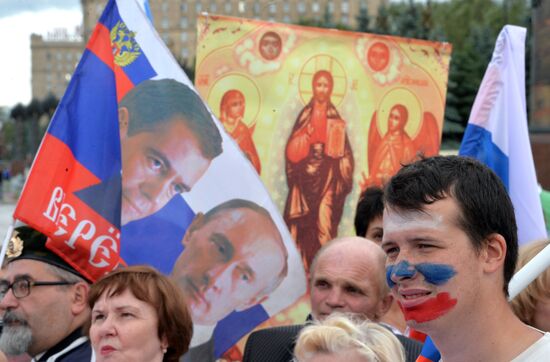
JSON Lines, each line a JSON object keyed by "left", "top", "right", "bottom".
{"left": 293, "top": 313, "right": 405, "bottom": 362}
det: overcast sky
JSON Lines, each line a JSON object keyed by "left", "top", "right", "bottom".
{"left": 0, "top": 0, "right": 81, "bottom": 108}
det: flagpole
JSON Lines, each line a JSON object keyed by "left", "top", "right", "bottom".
{"left": 509, "top": 244, "right": 550, "bottom": 300}
{"left": 0, "top": 220, "right": 15, "bottom": 266}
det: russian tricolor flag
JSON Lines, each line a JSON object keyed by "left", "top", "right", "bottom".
{"left": 459, "top": 25, "right": 547, "bottom": 246}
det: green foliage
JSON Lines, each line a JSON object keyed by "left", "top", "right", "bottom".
{"left": 5, "top": 94, "right": 60, "bottom": 163}
{"left": 356, "top": 6, "right": 371, "bottom": 33}
{"left": 373, "top": 4, "right": 392, "bottom": 35}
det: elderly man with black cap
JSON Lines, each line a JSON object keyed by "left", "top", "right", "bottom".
{"left": 0, "top": 226, "right": 92, "bottom": 361}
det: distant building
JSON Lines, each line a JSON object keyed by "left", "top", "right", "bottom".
{"left": 30, "top": 30, "right": 83, "bottom": 101}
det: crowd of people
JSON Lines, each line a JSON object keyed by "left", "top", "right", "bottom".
{"left": 0, "top": 155, "right": 549, "bottom": 362}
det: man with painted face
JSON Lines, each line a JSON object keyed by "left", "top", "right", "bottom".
{"left": 170, "top": 199, "right": 288, "bottom": 362}
{"left": 119, "top": 79, "right": 223, "bottom": 226}
{"left": 382, "top": 156, "right": 550, "bottom": 362}
{"left": 242, "top": 237, "right": 422, "bottom": 362}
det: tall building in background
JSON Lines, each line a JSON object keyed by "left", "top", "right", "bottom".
{"left": 30, "top": 29, "right": 83, "bottom": 101}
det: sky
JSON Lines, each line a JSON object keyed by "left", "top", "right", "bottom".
{"left": 0, "top": 0, "right": 82, "bottom": 108}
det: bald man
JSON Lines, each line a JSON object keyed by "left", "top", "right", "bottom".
{"left": 243, "top": 237, "right": 422, "bottom": 362}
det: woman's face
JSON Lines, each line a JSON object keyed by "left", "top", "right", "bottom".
{"left": 90, "top": 288, "right": 166, "bottom": 362}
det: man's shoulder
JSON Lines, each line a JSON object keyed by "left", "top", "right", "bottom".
{"left": 248, "top": 324, "right": 304, "bottom": 339}
{"left": 243, "top": 324, "right": 304, "bottom": 362}
{"left": 512, "top": 332, "right": 550, "bottom": 362}
{"left": 394, "top": 334, "right": 424, "bottom": 362}
{"left": 45, "top": 337, "right": 92, "bottom": 362}
{"left": 181, "top": 338, "right": 214, "bottom": 362}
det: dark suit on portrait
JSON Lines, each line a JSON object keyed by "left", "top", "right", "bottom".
{"left": 243, "top": 323, "right": 423, "bottom": 362}
{"left": 181, "top": 338, "right": 214, "bottom": 362}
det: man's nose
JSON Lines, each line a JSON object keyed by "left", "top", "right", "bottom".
{"left": 325, "top": 288, "right": 345, "bottom": 309}
{"left": 140, "top": 178, "right": 171, "bottom": 203}
{"left": 389, "top": 260, "right": 417, "bottom": 284}
{"left": 0, "top": 289, "right": 19, "bottom": 310}
{"left": 203, "top": 264, "right": 233, "bottom": 294}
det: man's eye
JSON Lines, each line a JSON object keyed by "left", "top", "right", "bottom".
{"left": 240, "top": 273, "right": 250, "bottom": 282}
{"left": 214, "top": 242, "right": 226, "bottom": 255}
{"left": 172, "top": 183, "right": 185, "bottom": 194}
{"left": 384, "top": 246, "right": 399, "bottom": 257}
{"left": 121, "top": 312, "right": 134, "bottom": 318}
{"left": 315, "top": 280, "right": 329, "bottom": 289}
{"left": 92, "top": 314, "right": 105, "bottom": 323}
{"left": 148, "top": 157, "right": 163, "bottom": 171}
{"left": 345, "top": 286, "right": 361, "bottom": 294}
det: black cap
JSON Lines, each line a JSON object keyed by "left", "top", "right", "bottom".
{"left": 6, "top": 226, "right": 88, "bottom": 282}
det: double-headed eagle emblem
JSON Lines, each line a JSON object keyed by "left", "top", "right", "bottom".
{"left": 110, "top": 21, "right": 141, "bottom": 67}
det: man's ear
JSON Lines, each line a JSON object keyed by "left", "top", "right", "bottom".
{"left": 481, "top": 233, "right": 507, "bottom": 274}
{"left": 71, "top": 282, "right": 90, "bottom": 316}
{"left": 236, "top": 294, "right": 268, "bottom": 312}
{"left": 182, "top": 212, "right": 205, "bottom": 246}
{"left": 119, "top": 106, "right": 129, "bottom": 139}
{"left": 374, "top": 292, "right": 393, "bottom": 321}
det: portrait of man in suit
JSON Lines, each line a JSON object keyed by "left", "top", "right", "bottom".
{"left": 171, "top": 199, "right": 289, "bottom": 361}
{"left": 119, "top": 79, "right": 223, "bottom": 226}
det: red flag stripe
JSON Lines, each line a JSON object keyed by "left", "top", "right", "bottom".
{"left": 87, "top": 22, "right": 134, "bottom": 102}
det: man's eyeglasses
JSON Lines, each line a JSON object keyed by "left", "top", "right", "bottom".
{"left": 0, "top": 278, "right": 76, "bottom": 299}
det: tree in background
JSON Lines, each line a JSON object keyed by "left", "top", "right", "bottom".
{"left": 5, "top": 94, "right": 59, "bottom": 175}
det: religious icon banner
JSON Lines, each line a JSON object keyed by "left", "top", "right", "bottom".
{"left": 195, "top": 15, "right": 452, "bottom": 272}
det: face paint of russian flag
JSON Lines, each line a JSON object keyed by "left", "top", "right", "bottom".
{"left": 387, "top": 261, "right": 457, "bottom": 323}
{"left": 14, "top": 0, "right": 156, "bottom": 281}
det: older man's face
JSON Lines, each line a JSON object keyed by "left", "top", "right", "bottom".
{"left": 172, "top": 207, "right": 286, "bottom": 325}
{"left": 310, "top": 241, "right": 388, "bottom": 321}
{"left": 0, "top": 260, "right": 77, "bottom": 356}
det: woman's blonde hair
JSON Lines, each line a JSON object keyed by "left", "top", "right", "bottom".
{"left": 511, "top": 239, "right": 550, "bottom": 327}
{"left": 293, "top": 313, "right": 405, "bottom": 362}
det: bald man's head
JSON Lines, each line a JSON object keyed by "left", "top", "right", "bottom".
{"left": 309, "top": 237, "right": 391, "bottom": 321}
